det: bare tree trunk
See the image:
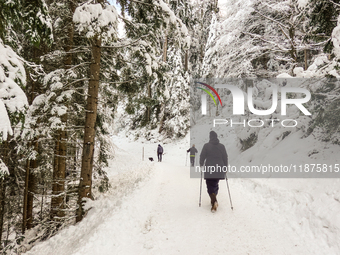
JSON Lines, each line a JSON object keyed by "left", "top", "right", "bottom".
{"left": 73, "top": 143, "right": 77, "bottom": 175}
{"left": 163, "top": 35, "right": 168, "bottom": 62}
{"left": 289, "top": 26, "right": 297, "bottom": 63}
{"left": 26, "top": 146, "right": 37, "bottom": 230}
{"left": 147, "top": 83, "right": 151, "bottom": 123}
{"left": 22, "top": 141, "right": 37, "bottom": 233}
{"left": 55, "top": 124, "right": 67, "bottom": 220}
{"left": 51, "top": 135, "right": 61, "bottom": 220}
{"left": 158, "top": 109, "right": 166, "bottom": 134}
{"left": 0, "top": 140, "right": 9, "bottom": 245}
{"left": 304, "top": 49, "right": 308, "bottom": 70}
{"left": 184, "top": 50, "right": 188, "bottom": 72}
{"left": 40, "top": 182, "right": 45, "bottom": 221}
{"left": 77, "top": 35, "right": 101, "bottom": 222}
{"left": 0, "top": 177, "right": 6, "bottom": 247}
{"left": 200, "top": 44, "right": 204, "bottom": 63}
{"left": 200, "top": 2, "right": 204, "bottom": 63}
{"left": 22, "top": 158, "right": 29, "bottom": 234}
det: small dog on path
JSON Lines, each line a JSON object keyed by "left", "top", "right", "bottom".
{"left": 148, "top": 157, "right": 154, "bottom": 162}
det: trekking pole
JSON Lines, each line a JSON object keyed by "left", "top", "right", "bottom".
{"left": 225, "top": 175, "right": 233, "bottom": 210}
{"left": 199, "top": 166, "right": 203, "bottom": 207}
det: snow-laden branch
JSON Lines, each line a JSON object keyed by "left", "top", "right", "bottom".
{"left": 73, "top": 3, "right": 118, "bottom": 40}
{"left": 254, "top": 10, "right": 295, "bottom": 48}
{"left": 0, "top": 40, "right": 28, "bottom": 141}
{"left": 0, "top": 100, "right": 13, "bottom": 141}
{"left": 129, "top": 0, "right": 154, "bottom": 7}
{"left": 313, "top": 92, "right": 340, "bottom": 101}
{"left": 0, "top": 158, "right": 9, "bottom": 179}
{"left": 66, "top": 78, "right": 90, "bottom": 88}
{"left": 104, "top": 78, "right": 139, "bottom": 84}
{"left": 242, "top": 32, "right": 290, "bottom": 52}
{"left": 101, "top": 34, "right": 149, "bottom": 48}
{"left": 329, "top": 0, "right": 340, "bottom": 7}
{"left": 253, "top": 10, "right": 289, "bottom": 30}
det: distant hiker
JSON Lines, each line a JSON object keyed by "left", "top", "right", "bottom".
{"left": 187, "top": 144, "right": 198, "bottom": 167}
{"left": 157, "top": 144, "right": 164, "bottom": 162}
{"left": 200, "top": 131, "right": 228, "bottom": 212}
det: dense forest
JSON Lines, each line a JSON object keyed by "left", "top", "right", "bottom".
{"left": 1, "top": 0, "right": 340, "bottom": 253}
{"left": 0, "top": 0, "right": 215, "bottom": 252}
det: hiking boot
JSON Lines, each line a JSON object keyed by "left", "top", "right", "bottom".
{"left": 209, "top": 193, "right": 218, "bottom": 212}
{"left": 211, "top": 201, "right": 218, "bottom": 212}
{"left": 209, "top": 193, "right": 217, "bottom": 206}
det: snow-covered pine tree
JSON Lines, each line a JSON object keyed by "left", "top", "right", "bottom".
{"left": 48, "top": 0, "right": 76, "bottom": 226}
{"left": 158, "top": 47, "right": 190, "bottom": 138}
{"left": 0, "top": 0, "right": 52, "bottom": 248}
{"left": 113, "top": 0, "right": 193, "bottom": 140}
{"left": 203, "top": 0, "right": 321, "bottom": 77}
{"left": 202, "top": 0, "right": 256, "bottom": 77}
{"left": 72, "top": 0, "right": 119, "bottom": 222}
{"left": 190, "top": 0, "right": 217, "bottom": 77}
{"left": 0, "top": 43, "right": 27, "bottom": 241}
{"left": 157, "top": 0, "right": 192, "bottom": 137}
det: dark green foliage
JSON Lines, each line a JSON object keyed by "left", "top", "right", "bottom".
{"left": 0, "top": 0, "right": 52, "bottom": 48}
{"left": 125, "top": 102, "right": 135, "bottom": 115}
{"left": 306, "top": 0, "right": 340, "bottom": 53}
{"left": 240, "top": 133, "right": 258, "bottom": 151}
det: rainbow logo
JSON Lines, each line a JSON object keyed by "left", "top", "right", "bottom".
{"left": 195, "top": 82, "right": 222, "bottom": 106}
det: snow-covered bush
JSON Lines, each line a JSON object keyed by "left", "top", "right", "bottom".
{"left": 0, "top": 39, "right": 28, "bottom": 141}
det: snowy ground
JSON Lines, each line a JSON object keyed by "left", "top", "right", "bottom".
{"left": 24, "top": 133, "right": 340, "bottom": 255}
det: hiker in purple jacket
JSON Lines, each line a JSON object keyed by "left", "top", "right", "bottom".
{"left": 157, "top": 144, "right": 164, "bottom": 162}
{"left": 200, "top": 131, "right": 228, "bottom": 212}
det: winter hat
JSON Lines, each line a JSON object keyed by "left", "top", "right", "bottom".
{"left": 209, "top": 131, "right": 218, "bottom": 140}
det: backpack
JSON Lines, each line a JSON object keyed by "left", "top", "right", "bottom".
{"left": 158, "top": 146, "right": 163, "bottom": 153}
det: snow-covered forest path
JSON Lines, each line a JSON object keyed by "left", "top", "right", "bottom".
{"left": 118, "top": 158, "right": 305, "bottom": 255}
{"left": 25, "top": 135, "right": 338, "bottom": 255}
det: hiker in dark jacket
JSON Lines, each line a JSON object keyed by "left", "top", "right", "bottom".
{"left": 200, "top": 131, "right": 228, "bottom": 212}
{"left": 187, "top": 144, "right": 198, "bottom": 167}
{"left": 157, "top": 144, "right": 164, "bottom": 162}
